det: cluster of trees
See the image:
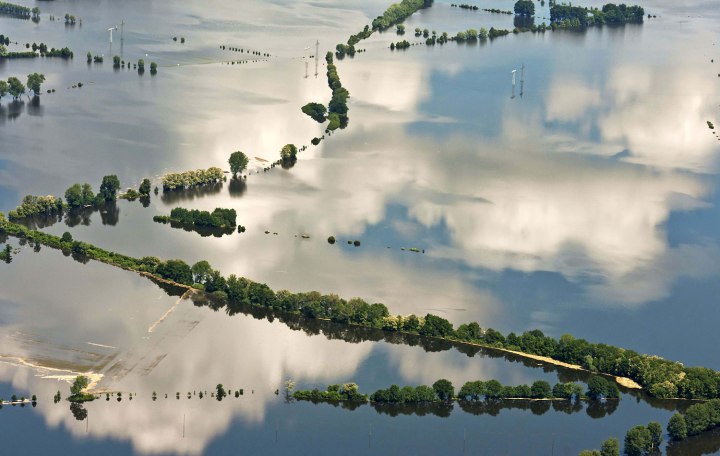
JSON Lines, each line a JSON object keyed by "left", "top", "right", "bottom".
{"left": 455, "top": 28, "right": 489, "bottom": 41}
{"left": 301, "top": 102, "right": 327, "bottom": 123}
{"left": 514, "top": 0, "right": 535, "bottom": 16}
{"left": 583, "top": 422, "right": 661, "bottom": 456}
{"left": 154, "top": 207, "right": 237, "bottom": 229}
{"left": 390, "top": 40, "right": 412, "bottom": 50}
{"left": 550, "top": 3, "right": 644, "bottom": 29}
{"left": 451, "top": 4, "right": 479, "bottom": 11}
{"left": 0, "top": 34, "right": 10, "bottom": 46}
{"left": 324, "top": 52, "right": 348, "bottom": 131}
{"left": 371, "top": 382, "right": 445, "bottom": 403}
{"left": 0, "top": 1, "right": 31, "bottom": 18}
{"left": 371, "top": 0, "right": 433, "bottom": 30}
{"left": 229, "top": 151, "right": 248, "bottom": 177}
{"left": 293, "top": 383, "right": 367, "bottom": 402}
{"left": 161, "top": 167, "right": 224, "bottom": 191}
{"left": 68, "top": 376, "right": 94, "bottom": 403}
{"left": 0, "top": 74, "right": 46, "bottom": 101}
{"left": 667, "top": 399, "right": 720, "bottom": 442}
{"left": 64, "top": 13, "right": 78, "bottom": 25}
{"left": 7, "top": 195, "right": 64, "bottom": 220}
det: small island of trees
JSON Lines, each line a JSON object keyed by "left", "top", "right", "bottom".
{"left": 161, "top": 167, "right": 224, "bottom": 192}
{"left": 301, "top": 102, "right": 327, "bottom": 123}
{"left": 153, "top": 207, "right": 238, "bottom": 237}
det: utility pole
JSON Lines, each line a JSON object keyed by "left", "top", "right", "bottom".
{"left": 304, "top": 47, "right": 310, "bottom": 78}
{"left": 520, "top": 64, "right": 525, "bottom": 98}
{"left": 315, "top": 40, "right": 319, "bottom": 78}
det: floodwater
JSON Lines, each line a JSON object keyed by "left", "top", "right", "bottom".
{"left": 1, "top": 0, "right": 720, "bottom": 454}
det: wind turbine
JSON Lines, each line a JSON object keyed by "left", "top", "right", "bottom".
{"left": 108, "top": 26, "right": 118, "bottom": 43}
{"left": 511, "top": 69, "right": 517, "bottom": 99}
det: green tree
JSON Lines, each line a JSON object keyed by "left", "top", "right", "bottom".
{"left": 65, "top": 184, "right": 83, "bottom": 207}
{"left": 301, "top": 102, "right": 327, "bottom": 122}
{"left": 26, "top": 73, "right": 45, "bottom": 96}
{"left": 667, "top": 413, "right": 687, "bottom": 441}
{"left": 70, "top": 376, "right": 90, "bottom": 396}
{"left": 600, "top": 438, "right": 620, "bottom": 456}
{"left": 432, "top": 379, "right": 454, "bottom": 401}
{"left": 81, "top": 183, "right": 95, "bottom": 205}
{"left": 280, "top": 144, "right": 297, "bottom": 163}
{"left": 647, "top": 422, "right": 662, "bottom": 452}
{"left": 138, "top": 59, "right": 145, "bottom": 70}
{"left": 99, "top": 175, "right": 121, "bottom": 201}
{"left": 0, "top": 80, "right": 8, "bottom": 101}
{"left": 0, "top": 44, "right": 7, "bottom": 57}
{"left": 229, "top": 151, "right": 249, "bottom": 177}
{"left": 191, "top": 260, "right": 213, "bottom": 284}
{"left": 139, "top": 179, "right": 152, "bottom": 196}
{"left": 623, "top": 425, "right": 651, "bottom": 456}
{"left": 514, "top": 0, "right": 535, "bottom": 16}
{"left": 579, "top": 451, "right": 601, "bottom": 456}
{"left": 113, "top": 55, "right": 121, "bottom": 67}
{"left": 150, "top": 62, "right": 157, "bottom": 74}
{"left": 530, "top": 380, "right": 552, "bottom": 398}
{"left": 216, "top": 384, "right": 226, "bottom": 400}
{"left": 156, "top": 259, "right": 193, "bottom": 285}
{"left": 587, "top": 376, "right": 608, "bottom": 400}
{"left": 7, "top": 77, "right": 25, "bottom": 100}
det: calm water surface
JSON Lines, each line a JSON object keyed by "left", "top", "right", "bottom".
{"left": 1, "top": 0, "right": 720, "bottom": 454}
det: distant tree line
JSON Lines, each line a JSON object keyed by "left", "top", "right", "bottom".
{"left": 484, "top": 8, "right": 513, "bottom": 15}
{"left": 550, "top": 3, "right": 644, "bottom": 29}
{"left": 0, "top": 1, "right": 32, "bottom": 19}
{"left": 451, "top": 4, "right": 479, "bottom": 11}
{"left": 371, "top": 0, "right": 434, "bottom": 30}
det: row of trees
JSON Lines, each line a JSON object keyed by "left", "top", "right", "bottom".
{"left": 451, "top": 4, "right": 479, "bottom": 11}
{"left": 325, "top": 53, "right": 349, "bottom": 131}
{"left": 371, "top": 0, "right": 434, "bottom": 30}
{"left": 292, "top": 377, "right": 620, "bottom": 407}
{"left": 0, "top": 1, "right": 31, "bottom": 18}
{"left": 0, "top": 43, "right": 73, "bottom": 59}
{"left": 550, "top": 3, "right": 644, "bottom": 29}
{"left": 4, "top": 216, "right": 720, "bottom": 402}
{"left": 293, "top": 383, "right": 367, "bottom": 402}
{"left": 0, "top": 74, "right": 45, "bottom": 101}
{"left": 161, "top": 167, "right": 224, "bottom": 191}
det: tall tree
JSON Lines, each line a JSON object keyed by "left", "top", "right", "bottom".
{"left": 99, "top": 175, "right": 121, "bottom": 201}
{"left": 0, "top": 80, "right": 8, "bottom": 101}
{"left": 432, "top": 379, "right": 454, "bottom": 401}
{"left": 667, "top": 413, "right": 687, "bottom": 441}
{"left": 7, "top": 77, "right": 25, "bottom": 100}
{"left": 228, "top": 151, "right": 249, "bottom": 177}
{"left": 26, "top": 73, "right": 45, "bottom": 95}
